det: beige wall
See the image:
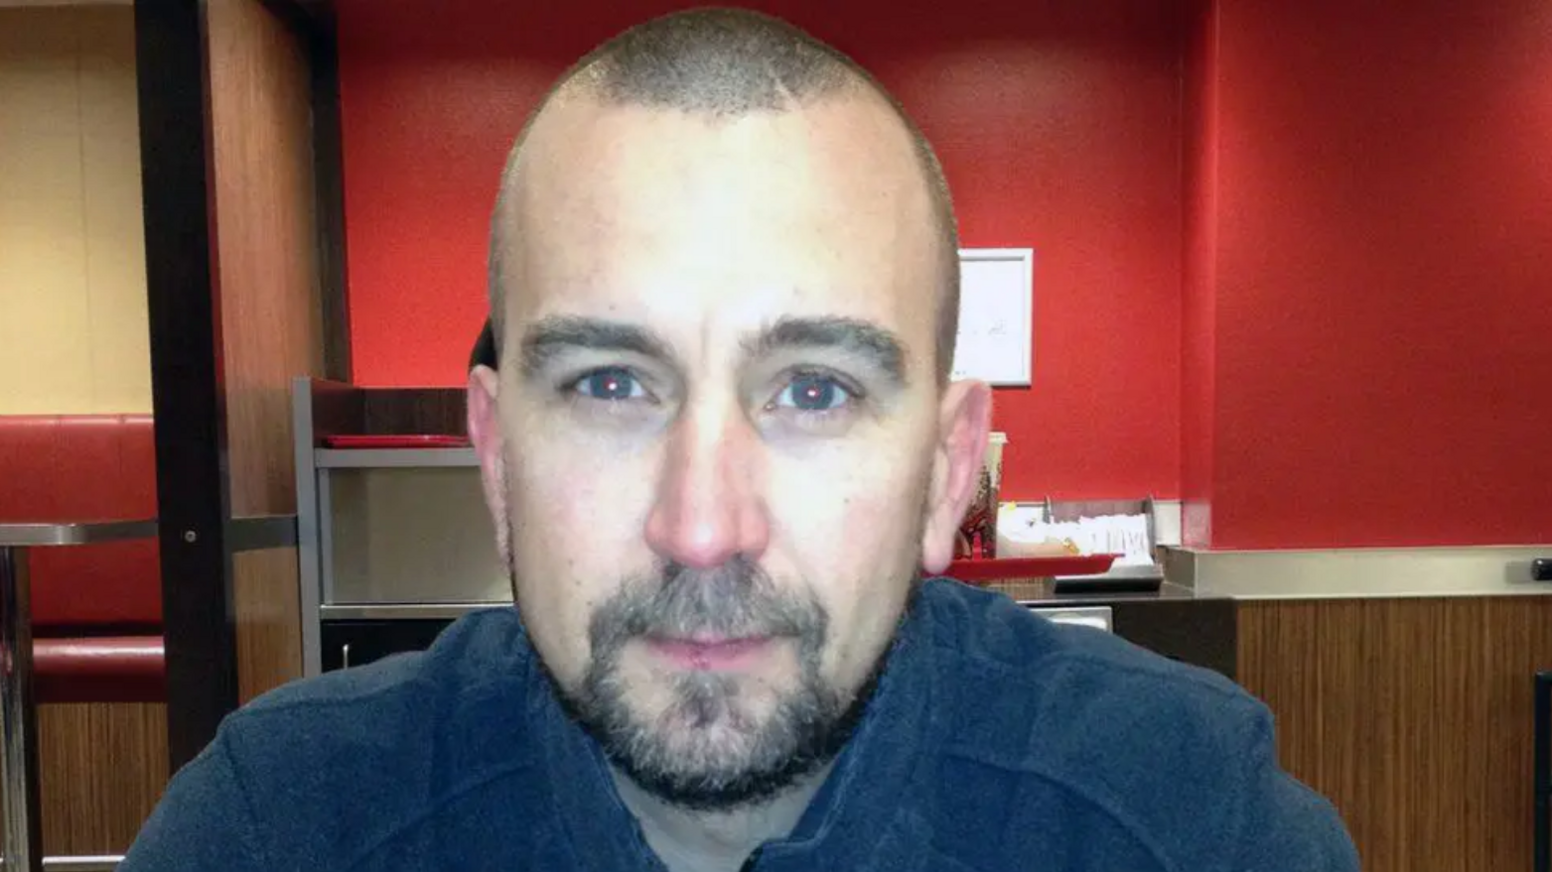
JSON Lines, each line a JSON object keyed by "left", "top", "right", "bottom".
{"left": 0, "top": 5, "right": 149, "bottom": 415}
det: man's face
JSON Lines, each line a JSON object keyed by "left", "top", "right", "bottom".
{"left": 470, "top": 89, "right": 988, "bottom": 808}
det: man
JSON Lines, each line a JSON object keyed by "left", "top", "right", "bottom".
{"left": 123, "top": 8, "right": 1357, "bottom": 870}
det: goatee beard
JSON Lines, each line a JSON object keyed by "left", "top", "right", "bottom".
{"left": 528, "top": 555, "right": 902, "bottom": 811}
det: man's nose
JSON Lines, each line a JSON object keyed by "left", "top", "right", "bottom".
{"left": 643, "top": 402, "right": 771, "bottom": 569}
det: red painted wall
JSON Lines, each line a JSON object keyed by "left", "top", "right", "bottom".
{"left": 337, "top": 0, "right": 1551, "bottom": 548}
{"left": 1203, "top": 0, "right": 1552, "bottom": 548}
{"left": 1180, "top": 1, "right": 1219, "bottom": 549}
{"left": 335, "top": 0, "right": 1188, "bottom": 503}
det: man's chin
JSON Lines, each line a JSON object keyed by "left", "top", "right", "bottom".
{"left": 625, "top": 672, "right": 781, "bottom": 764}
{"left": 585, "top": 668, "right": 877, "bottom": 812}
{"left": 607, "top": 706, "right": 832, "bottom": 812}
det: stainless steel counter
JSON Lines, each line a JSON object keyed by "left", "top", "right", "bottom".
{"left": 1162, "top": 544, "right": 1552, "bottom": 599}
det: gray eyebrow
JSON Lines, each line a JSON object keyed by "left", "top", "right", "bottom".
{"left": 519, "top": 316, "right": 676, "bottom": 376}
{"left": 745, "top": 316, "right": 908, "bottom": 387}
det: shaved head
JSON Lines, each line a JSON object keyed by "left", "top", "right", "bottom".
{"left": 488, "top": 7, "right": 960, "bottom": 382}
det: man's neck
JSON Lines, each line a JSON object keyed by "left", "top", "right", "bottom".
{"left": 609, "top": 763, "right": 835, "bottom": 872}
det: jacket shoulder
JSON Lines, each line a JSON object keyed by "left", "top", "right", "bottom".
{"left": 213, "top": 609, "right": 547, "bottom": 862}
{"left": 919, "top": 581, "right": 1344, "bottom": 868}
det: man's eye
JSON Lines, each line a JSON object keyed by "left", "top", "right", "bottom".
{"left": 773, "top": 373, "right": 852, "bottom": 412}
{"left": 572, "top": 367, "right": 646, "bottom": 401}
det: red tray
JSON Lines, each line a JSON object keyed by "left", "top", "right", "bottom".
{"left": 947, "top": 555, "right": 1119, "bottom": 583}
{"left": 322, "top": 434, "right": 470, "bottom": 449}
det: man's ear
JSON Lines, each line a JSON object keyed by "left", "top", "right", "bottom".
{"left": 920, "top": 379, "right": 993, "bottom": 574}
{"left": 467, "top": 365, "right": 510, "bottom": 562}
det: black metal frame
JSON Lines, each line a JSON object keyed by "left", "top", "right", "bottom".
{"left": 136, "top": 0, "right": 240, "bottom": 772}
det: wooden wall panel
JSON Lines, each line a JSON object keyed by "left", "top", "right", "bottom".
{"left": 207, "top": 0, "right": 325, "bottom": 519}
{"left": 234, "top": 548, "right": 304, "bottom": 704}
{"left": 36, "top": 703, "right": 167, "bottom": 855}
{"left": 1238, "top": 598, "right": 1552, "bottom": 872}
{"left": 206, "top": 0, "right": 326, "bottom": 697}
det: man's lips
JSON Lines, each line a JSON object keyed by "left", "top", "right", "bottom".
{"left": 644, "top": 636, "right": 774, "bottom": 671}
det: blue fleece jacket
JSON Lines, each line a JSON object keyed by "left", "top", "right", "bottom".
{"left": 120, "top": 579, "right": 1358, "bottom": 870}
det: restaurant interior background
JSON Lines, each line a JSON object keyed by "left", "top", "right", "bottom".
{"left": 0, "top": 0, "right": 1549, "bottom": 869}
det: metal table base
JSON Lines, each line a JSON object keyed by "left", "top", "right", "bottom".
{"left": 0, "top": 522, "right": 156, "bottom": 872}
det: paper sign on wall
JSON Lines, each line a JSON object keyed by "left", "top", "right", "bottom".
{"left": 950, "top": 248, "right": 1033, "bottom": 386}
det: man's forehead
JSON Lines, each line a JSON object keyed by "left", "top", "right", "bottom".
{"left": 510, "top": 89, "right": 924, "bottom": 224}
{"left": 494, "top": 91, "right": 940, "bottom": 366}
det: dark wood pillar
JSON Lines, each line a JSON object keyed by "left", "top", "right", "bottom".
{"left": 136, "top": 0, "right": 343, "bottom": 771}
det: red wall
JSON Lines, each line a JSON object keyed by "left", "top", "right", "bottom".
{"left": 336, "top": 0, "right": 1552, "bottom": 548}
{"left": 335, "top": 0, "right": 1187, "bottom": 503}
{"left": 1180, "top": 1, "right": 1219, "bottom": 549}
{"left": 1201, "top": 0, "right": 1552, "bottom": 548}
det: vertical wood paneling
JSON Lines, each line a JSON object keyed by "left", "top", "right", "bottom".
{"left": 1238, "top": 598, "right": 1552, "bottom": 872}
{"left": 35, "top": 703, "right": 167, "bottom": 855}
{"left": 233, "top": 548, "right": 303, "bottom": 704}
{"left": 207, "top": 0, "right": 325, "bottom": 519}
{"left": 206, "top": 0, "right": 326, "bottom": 698}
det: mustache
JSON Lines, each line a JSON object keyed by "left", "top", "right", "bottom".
{"left": 588, "top": 556, "right": 826, "bottom": 652}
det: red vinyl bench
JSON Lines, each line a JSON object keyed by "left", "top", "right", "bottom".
{"left": 0, "top": 415, "right": 165, "bottom": 703}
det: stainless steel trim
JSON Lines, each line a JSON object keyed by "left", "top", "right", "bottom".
{"left": 1165, "top": 544, "right": 1552, "bottom": 599}
{"left": 294, "top": 378, "right": 323, "bottom": 678}
{"left": 317, "top": 468, "right": 335, "bottom": 624}
{"left": 321, "top": 602, "right": 508, "bottom": 621}
{"left": 0, "top": 856, "right": 126, "bottom": 870}
{"left": 0, "top": 521, "right": 157, "bottom": 548}
{"left": 43, "top": 857, "right": 123, "bottom": 871}
{"left": 0, "top": 856, "right": 125, "bottom": 870}
{"left": 227, "top": 514, "right": 298, "bottom": 552}
{"left": 314, "top": 448, "right": 478, "bottom": 469}
{"left": 1028, "top": 604, "right": 1114, "bottom": 632}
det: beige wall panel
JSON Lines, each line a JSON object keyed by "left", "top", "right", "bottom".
{"left": 0, "top": 6, "right": 149, "bottom": 415}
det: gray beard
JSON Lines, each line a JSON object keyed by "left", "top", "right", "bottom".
{"left": 532, "top": 554, "right": 900, "bottom": 811}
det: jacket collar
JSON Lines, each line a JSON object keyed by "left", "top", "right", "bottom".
{"left": 755, "top": 589, "right": 944, "bottom": 870}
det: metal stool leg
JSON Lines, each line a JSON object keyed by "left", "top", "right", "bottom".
{"left": 0, "top": 545, "right": 43, "bottom": 872}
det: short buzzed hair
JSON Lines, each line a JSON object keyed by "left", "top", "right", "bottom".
{"left": 488, "top": 7, "right": 960, "bottom": 382}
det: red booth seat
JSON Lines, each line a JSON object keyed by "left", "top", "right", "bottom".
{"left": 0, "top": 414, "right": 165, "bottom": 702}
{"left": 33, "top": 637, "right": 165, "bottom": 703}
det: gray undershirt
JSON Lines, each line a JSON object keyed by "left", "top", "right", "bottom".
{"left": 609, "top": 763, "right": 835, "bottom": 872}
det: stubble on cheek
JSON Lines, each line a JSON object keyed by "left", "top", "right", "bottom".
{"left": 501, "top": 428, "right": 635, "bottom": 689}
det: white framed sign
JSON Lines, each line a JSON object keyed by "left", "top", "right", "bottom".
{"left": 951, "top": 247, "right": 1033, "bottom": 386}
